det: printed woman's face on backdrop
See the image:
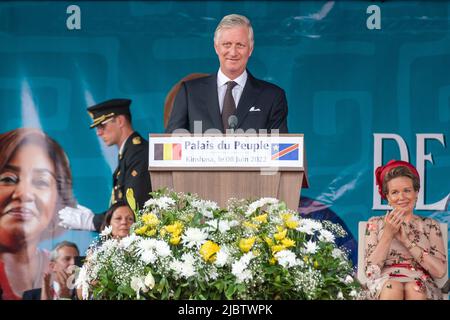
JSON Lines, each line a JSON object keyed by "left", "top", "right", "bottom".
{"left": 386, "top": 176, "right": 418, "bottom": 213}
{"left": 0, "top": 143, "right": 58, "bottom": 249}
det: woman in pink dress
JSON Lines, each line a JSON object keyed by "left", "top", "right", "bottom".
{"left": 364, "top": 160, "right": 447, "bottom": 300}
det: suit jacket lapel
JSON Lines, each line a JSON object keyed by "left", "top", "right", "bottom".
{"left": 235, "top": 72, "right": 261, "bottom": 128}
{"left": 201, "top": 75, "right": 223, "bottom": 132}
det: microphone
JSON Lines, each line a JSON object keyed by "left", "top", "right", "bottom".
{"left": 228, "top": 115, "right": 238, "bottom": 133}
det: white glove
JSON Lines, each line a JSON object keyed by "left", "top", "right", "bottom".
{"left": 58, "top": 204, "right": 96, "bottom": 231}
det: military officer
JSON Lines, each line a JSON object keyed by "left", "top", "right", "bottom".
{"left": 58, "top": 99, "right": 151, "bottom": 231}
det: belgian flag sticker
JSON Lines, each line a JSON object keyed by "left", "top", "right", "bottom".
{"left": 154, "top": 143, "right": 182, "bottom": 160}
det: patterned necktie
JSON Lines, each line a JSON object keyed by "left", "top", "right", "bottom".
{"left": 221, "top": 81, "right": 237, "bottom": 131}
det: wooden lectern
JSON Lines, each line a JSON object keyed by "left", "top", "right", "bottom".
{"left": 148, "top": 134, "right": 308, "bottom": 211}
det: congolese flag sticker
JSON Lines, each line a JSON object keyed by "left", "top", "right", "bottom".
{"left": 271, "top": 143, "right": 299, "bottom": 161}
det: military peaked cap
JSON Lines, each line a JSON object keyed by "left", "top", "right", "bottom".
{"left": 87, "top": 98, "right": 132, "bottom": 128}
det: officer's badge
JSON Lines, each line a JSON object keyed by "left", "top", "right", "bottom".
{"left": 131, "top": 170, "right": 138, "bottom": 177}
{"left": 132, "top": 137, "right": 141, "bottom": 145}
{"left": 118, "top": 190, "right": 123, "bottom": 199}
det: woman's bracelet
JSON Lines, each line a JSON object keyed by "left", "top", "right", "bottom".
{"left": 410, "top": 245, "right": 424, "bottom": 264}
{"left": 406, "top": 242, "right": 417, "bottom": 250}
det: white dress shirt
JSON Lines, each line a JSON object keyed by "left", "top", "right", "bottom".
{"left": 217, "top": 69, "right": 247, "bottom": 114}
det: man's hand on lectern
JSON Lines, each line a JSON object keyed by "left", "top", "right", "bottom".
{"left": 58, "top": 204, "right": 96, "bottom": 231}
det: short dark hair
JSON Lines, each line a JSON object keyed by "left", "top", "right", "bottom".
{"left": 382, "top": 165, "right": 420, "bottom": 197}
{"left": 100, "top": 200, "right": 134, "bottom": 232}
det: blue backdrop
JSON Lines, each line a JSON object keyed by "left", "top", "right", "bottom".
{"left": 0, "top": 1, "right": 448, "bottom": 270}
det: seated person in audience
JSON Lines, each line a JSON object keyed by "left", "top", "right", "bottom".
{"left": 23, "top": 241, "right": 80, "bottom": 300}
{"left": 76, "top": 201, "right": 135, "bottom": 299}
{"left": 100, "top": 200, "right": 135, "bottom": 240}
{"left": 364, "top": 160, "right": 447, "bottom": 300}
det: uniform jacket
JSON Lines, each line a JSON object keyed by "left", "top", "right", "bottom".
{"left": 93, "top": 131, "right": 151, "bottom": 231}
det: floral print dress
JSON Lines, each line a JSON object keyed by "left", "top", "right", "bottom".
{"left": 364, "top": 215, "right": 447, "bottom": 300}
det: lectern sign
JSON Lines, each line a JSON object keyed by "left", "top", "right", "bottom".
{"left": 149, "top": 135, "right": 304, "bottom": 169}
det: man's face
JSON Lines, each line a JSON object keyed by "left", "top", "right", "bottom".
{"left": 214, "top": 26, "right": 253, "bottom": 80}
{"left": 52, "top": 246, "right": 79, "bottom": 273}
{"left": 95, "top": 117, "right": 120, "bottom": 146}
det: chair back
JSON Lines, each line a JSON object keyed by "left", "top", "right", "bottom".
{"left": 164, "top": 73, "right": 210, "bottom": 128}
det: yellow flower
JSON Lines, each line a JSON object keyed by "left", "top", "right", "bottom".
{"left": 281, "top": 238, "right": 295, "bottom": 248}
{"left": 303, "top": 256, "right": 309, "bottom": 263}
{"left": 264, "top": 237, "right": 274, "bottom": 246}
{"left": 285, "top": 219, "right": 299, "bottom": 229}
{"left": 281, "top": 213, "right": 299, "bottom": 229}
{"left": 243, "top": 221, "right": 259, "bottom": 230}
{"left": 274, "top": 229, "right": 287, "bottom": 241}
{"left": 269, "top": 257, "right": 277, "bottom": 265}
{"left": 145, "top": 229, "right": 156, "bottom": 237}
{"left": 200, "top": 240, "right": 220, "bottom": 262}
{"left": 169, "top": 236, "right": 181, "bottom": 245}
{"left": 135, "top": 225, "right": 148, "bottom": 235}
{"left": 160, "top": 229, "right": 167, "bottom": 237}
{"left": 142, "top": 213, "right": 159, "bottom": 227}
{"left": 165, "top": 221, "right": 183, "bottom": 236}
{"left": 252, "top": 213, "right": 268, "bottom": 224}
{"left": 271, "top": 245, "right": 285, "bottom": 254}
{"left": 239, "top": 237, "right": 256, "bottom": 253}
{"left": 314, "top": 261, "right": 319, "bottom": 269}
{"left": 276, "top": 225, "right": 284, "bottom": 232}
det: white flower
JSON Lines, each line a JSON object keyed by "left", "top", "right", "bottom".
{"left": 181, "top": 253, "right": 196, "bottom": 266}
{"left": 154, "top": 240, "right": 171, "bottom": 257}
{"left": 144, "top": 272, "right": 155, "bottom": 289}
{"left": 130, "top": 276, "right": 148, "bottom": 299}
{"left": 296, "top": 219, "right": 323, "bottom": 235}
{"left": 275, "top": 250, "right": 300, "bottom": 268}
{"left": 192, "top": 199, "right": 218, "bottom": 218}
{"left": 206, "top": 219, "right": 234, "bottom": 234}
{"left": 318, "top": 229, "right": 335, "bottom": 243}
{"left": 140, "top": 250, "right": 157, "bottom": 264}
{"left": 144, "top": 196, "right": 175, "bottom": 210}
{"left": 170, "top": 253, "right": 197, "bottom": 279}
{"left": 75, "top": 265, "right": 90, "bottom": 300}
{"left": 100, "top": 225, "right": 112, "bottom": 237}
{"left": 206, "top": 219, "right": 220, "bottom": 232}
{"left": 344, "top": 275, "right": 354, "bottom": 284}
{"left": 137, "top": 238, "right": 171, "bottom": 263}
{"left": 231, "top": 252, "right": 254, "bottom": 283}
{"left": 304, "top": 240, "right": 318, "bottom": 254}
{"left": 245, "top": 197, "right": 279, "bottom": 216}
{"left": 337, "top": 291, "right": 344, "bottom": 300}
{"left": 349, "top": 290, "right": 358, "bottom": 298}
{"left": 181, "top": 227, "right": 208, "bottom": 248}
{"left": 119, "top": 234, "right": 138, "bottom": 250}
{"left": 215, "top": 247, "right": 230, "bottom": 267}
{"left": 331, "top": 248, "right": 344, "bottom": 259}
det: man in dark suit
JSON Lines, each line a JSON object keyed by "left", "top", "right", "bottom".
{"left": 23, "top": 241, "right": 80, "bottom": 300}
{"left": 166, "top": 14, "right": 288, "bottom": 134}
{"left": 58, "top": 99, "right": 152, "bottom": 231}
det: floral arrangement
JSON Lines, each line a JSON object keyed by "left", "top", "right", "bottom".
{"left": 77, "top": 189, "right": 361, "bottom": 300}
